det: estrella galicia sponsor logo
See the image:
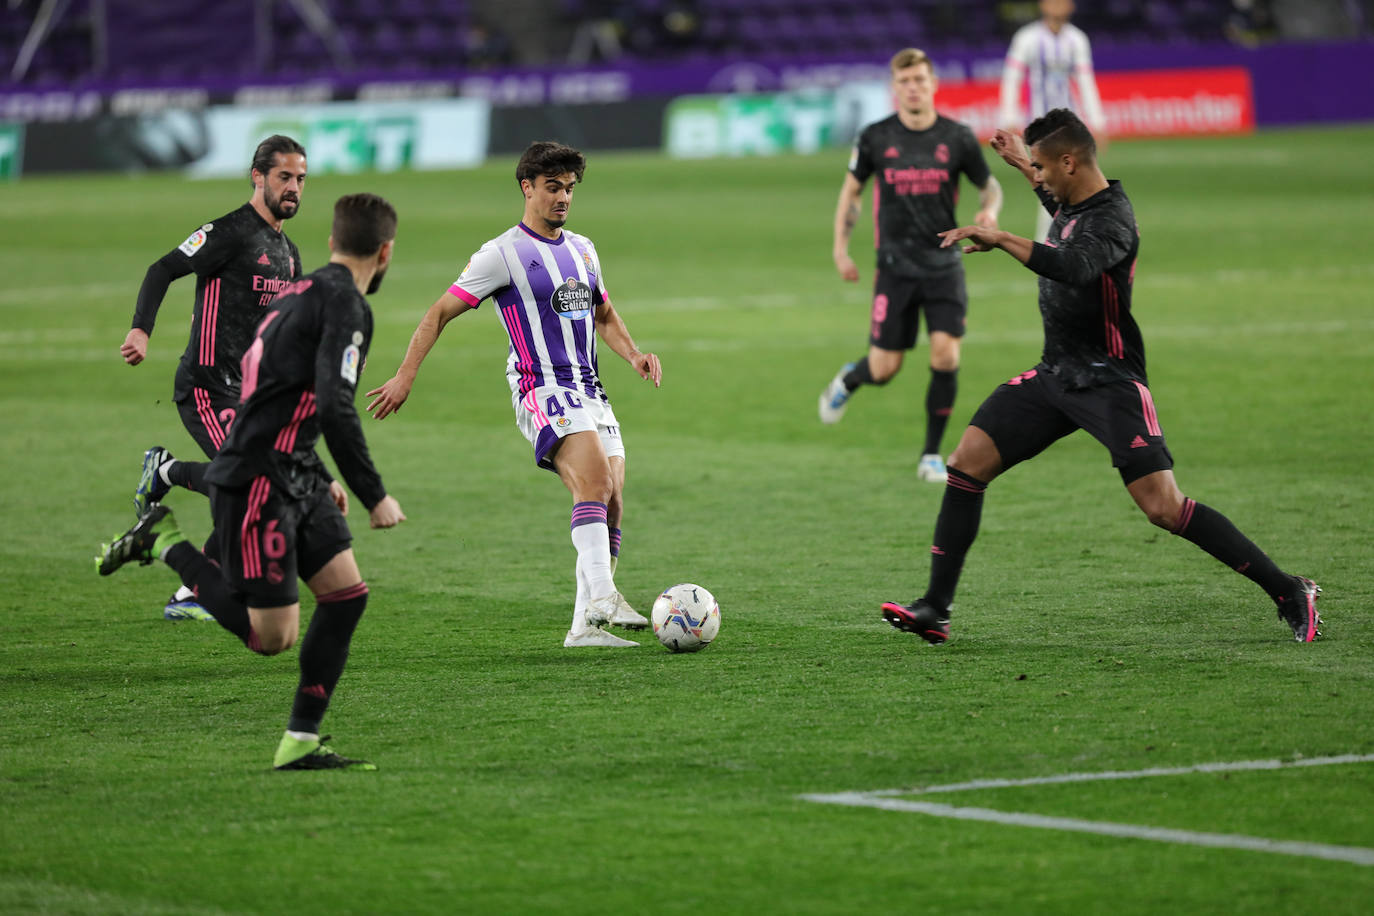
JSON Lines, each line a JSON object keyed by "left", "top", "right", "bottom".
{"left": 550, "top": 276, "right": 592, "bottom": 319}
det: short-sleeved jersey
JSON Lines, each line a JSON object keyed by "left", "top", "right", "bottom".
{"left": 448, "top": 222, "right": 610, "bottom": 403}
{"left": 848, "top": 114, "right": 992, "bottom": 276}
{"left": 1025, "top": 180, "right": 1143, "bottom": 390}
{"left": 143, "top": 203, "right": 302, "bottom": 402}
{"left": 204, "top": 262, "right": 387, "bottom": 510}
{"left": 999, "top": 21, "right": 1105, "bottom": 130}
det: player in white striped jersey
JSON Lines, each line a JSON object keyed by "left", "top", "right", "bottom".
{"left": 365, "top": 142, "right": 663, "bottom": 648}
{"left": 999, "top": 0, "right": 1106, "bottom": 240}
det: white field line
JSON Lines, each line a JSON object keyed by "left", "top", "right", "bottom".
{"left": 1, "top": 262, "right": 1371, "bottom": 310}
{"left": 800, "top": 753, "right": 1374, "bottom": 868}
{"left": 7, "top": 317, "right": 1372, "bottom": 365}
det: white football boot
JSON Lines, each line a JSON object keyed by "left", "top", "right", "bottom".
{"left": 608, "top": 593, "right": 649, "bottom": 629}
{"left": 563, "top": 627, "right": 639, "bottom": 648}
{"left": 817, "top": 362, "right": 856, "bottom": 424}
{"left": 585, "top": 593, "right": 615, "bottom": 628}
{"left": 917, "top": 453, "right": 948, "bottom": 483}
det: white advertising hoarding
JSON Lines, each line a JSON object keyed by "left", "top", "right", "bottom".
{"left": 188, "top": 98, "right": 490, "bottom": 177}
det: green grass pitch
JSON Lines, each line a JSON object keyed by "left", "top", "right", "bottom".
{"left": 1, "top": 125, "right": 1371, "bottom": 914}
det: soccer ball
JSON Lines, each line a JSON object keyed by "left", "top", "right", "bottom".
{"left": 651, "top": 583, "right": 721, "bottom": 653}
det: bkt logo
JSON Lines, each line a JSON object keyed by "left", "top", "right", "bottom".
{"left": 260, "top": 116, "right": 417, "bottom": 173}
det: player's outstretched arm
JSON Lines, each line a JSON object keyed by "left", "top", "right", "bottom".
{"left": 366, "top": 291, "right": 473, "bottom": 419}
{"left": 368, "top": 494, "right": 406, "bottom": 529}
{"left": 832, "top": 173, "right": 864, "bottom": 282}
{"left": 939, "top": 225, "right": 1035, "bottom": 264}
{"left": 595, "top": 299, "right": 661, "bottom": 387}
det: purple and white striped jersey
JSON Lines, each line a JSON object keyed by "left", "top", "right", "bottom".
{"left": 449, "top": 222, "right": 610, "bottom": 403}
{"left": 999, "top": 21, "right": 1105, "bottom": 132}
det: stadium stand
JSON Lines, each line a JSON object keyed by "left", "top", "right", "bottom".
{"left": 1, "top": 0, "right": 1367, "bottom": 88}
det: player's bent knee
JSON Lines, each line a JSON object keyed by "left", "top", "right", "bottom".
{"left": 1140, "top": 503, "right": 1178, "bottom": 531}
{"left": 253, "top": 632, "right": 296, "bottom": 655}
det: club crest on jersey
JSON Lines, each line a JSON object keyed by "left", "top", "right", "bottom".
{"left": 341, "top": 344, "right": 361, "bottom": 384}
{"left": 551, "top": 277, "right": 592, "bottom": 319}
{"left": 935, "top": 143, "right": 950, "bottom": 164}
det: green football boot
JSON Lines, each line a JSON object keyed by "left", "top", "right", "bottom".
{"left": 133, "top": 445, "right": 172, "bottom": 517}
{"left": 95, "top": 505, "right": 183, "bottom": 576}
{"left": 273, "top": 734, "right": 378, "bottom": 771}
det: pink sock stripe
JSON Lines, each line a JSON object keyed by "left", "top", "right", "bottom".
{"left": 946, "top": 474, "right": 986, "bottom": 495}
{"left": 193, "top": 387, "right": 226, "bottom": 450}
{"left": 609, "top": 527, "right": 622, "bottom": 557}
{"left": 318, "top": 581, "right": 369, "bottom": 603}
{"left": 570, "top": 501, "right": 608, "bottom": 529}
{"left": 1171, "top": 497, "right": 1197, "bottom": 535}
{"left": 1133, "top": 380, "right": 1163, "bottom": 437}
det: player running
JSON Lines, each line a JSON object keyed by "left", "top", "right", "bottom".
{"left": 98, "top": 193, "right": 406, "bottom": 770}
{"left": 880, "top": 109, "right": 1321, "bottom": 645}
{"left": 820, "top": 48, "right": 1002, "bottom": 484}
{"left": 122, "top": 135, "right": 307, "bottom": 621}
{"left": 364, "top": 141, "right": 661, "bottom": 649}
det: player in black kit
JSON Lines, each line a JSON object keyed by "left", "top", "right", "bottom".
{"left": 821, "top": 48, "right": 1003, "bottom": 484}
{"left": 880, "top": 109, "right": 1321, "bottom": 645}
{"left": 97, "top": 193, "right": 407, "bottom": 770}
{"left": 122, "top": 135, "right": 306, "bottom": 621}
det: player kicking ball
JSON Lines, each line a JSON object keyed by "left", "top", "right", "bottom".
{"left": 97, "top": 193, "right": 406, "bottom": 769}
{"left": 881, "top": 110, "right": 1321, "bottom": 646}
{"left": 365, "top": 141, "right": 661, "bottom": 648}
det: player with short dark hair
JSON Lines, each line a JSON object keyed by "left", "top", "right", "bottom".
{"left": 365, "top": 141, "right": 662, "bottom": 648}
{"left": 879, "top": 109, "right": 1320, "bottom": 645}
{"left": 98, "top": 193, "right": 407, "bottom": 770}
{"left": 821, "top": 48, "right": 1003, "bottom": 484}
{"left": 122, "top": 134, "right": 307, "bottom": 621}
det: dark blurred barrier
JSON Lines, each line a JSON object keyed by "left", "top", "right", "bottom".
{"left": 487, "top": 97, "right": 668, "bottom": 154}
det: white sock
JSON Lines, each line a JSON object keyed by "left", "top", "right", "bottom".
{"left": 570, "top": 502, "right": 615, "bottom": 599}
{"left": 572, "top": 523, "right": 614, "bottom": 599}
{"left": 173, "top": 584, "right": 195, "bottom": 602}
{"left": 286, "top": 730, "right": 318, "bottom": 743}
{"left": 571, "top": 559, "right": 590, "bottom": 633}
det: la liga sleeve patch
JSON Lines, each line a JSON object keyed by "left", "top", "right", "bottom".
{"left": 341, "top": 344, "right": 360, "bottom": 384}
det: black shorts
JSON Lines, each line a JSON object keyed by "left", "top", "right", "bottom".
{"left": 175, "top": 385, "right": 239, "bottom": 459}
{"left": 869, "top": 268, "right": 968, "bottom": 351}
{"left": 969, "top": 367, "right": 1174, "bottom": 485}
{"left": 210, "top": 477, "right": 352, "bottom": 607}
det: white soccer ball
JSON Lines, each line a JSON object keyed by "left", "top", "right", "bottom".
{"left": 651, "top": 583, "right": 721, "bottom": 653}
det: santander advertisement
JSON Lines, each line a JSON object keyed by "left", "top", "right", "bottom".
{"left": 943, "top": 67, "right": 1255, "bottom": 139}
